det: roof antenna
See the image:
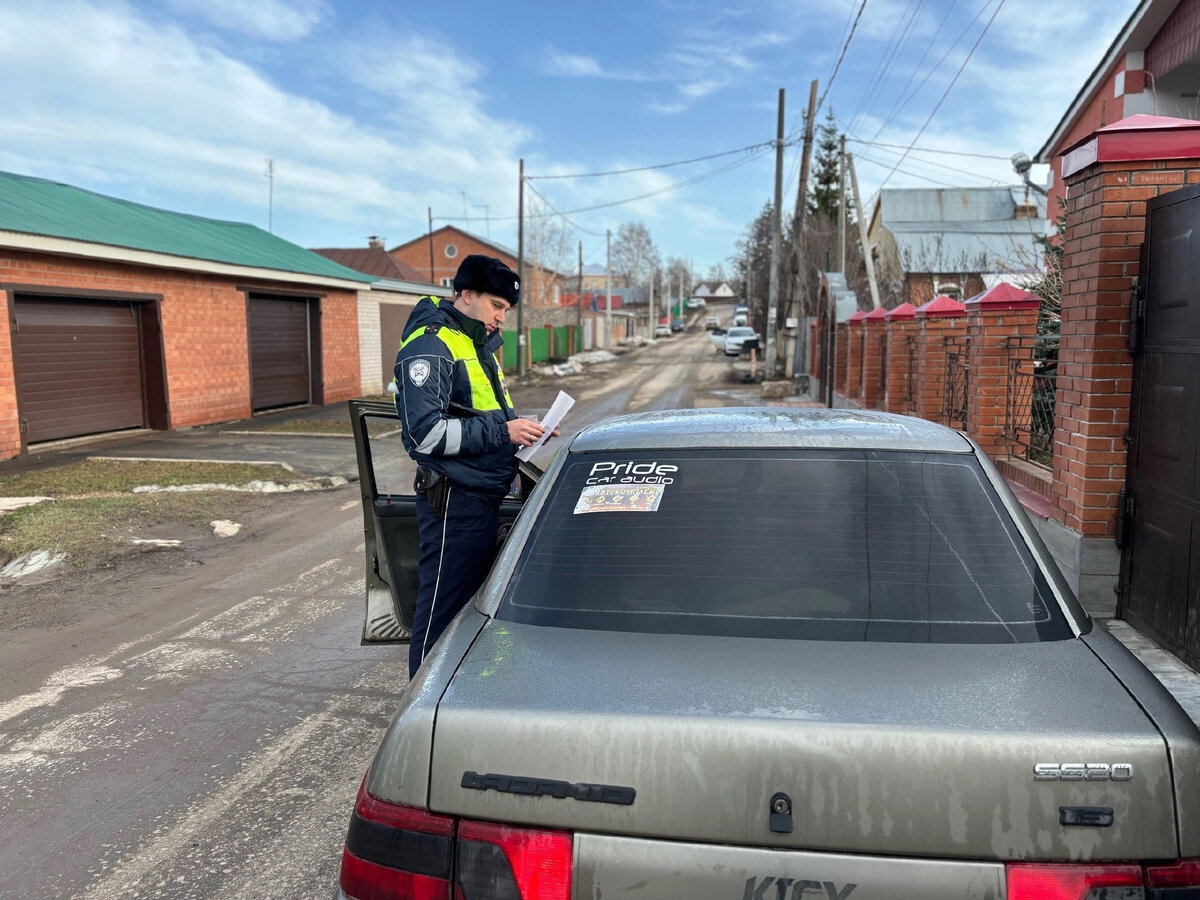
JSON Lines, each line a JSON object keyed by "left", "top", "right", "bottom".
{"left": 264, "top": 159, "right": 274, "bottom": 233}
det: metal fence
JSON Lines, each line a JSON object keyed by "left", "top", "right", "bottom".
{"left": 942, "top": 337, "right": 969, "bottom": 429}
{"left": 904, "top": 338, "right": 916, "bottom": 407}
{"left": 1003, "top": 334, "right": 1058, "bottom": 468}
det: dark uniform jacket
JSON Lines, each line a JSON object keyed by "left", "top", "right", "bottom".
{"left": 394, "top": 297, "right": 518, "bottom": 499}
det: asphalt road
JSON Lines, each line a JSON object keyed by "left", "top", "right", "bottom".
{"left": 0, "top": 322, "right": 758, "bottom": 899}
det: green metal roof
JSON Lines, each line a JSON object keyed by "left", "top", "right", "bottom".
{"left": 0, "top": 170, "right": 373, "bottom": 283}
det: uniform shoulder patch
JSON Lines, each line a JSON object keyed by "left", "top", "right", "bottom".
{"left": 407, "top": 359, "right": 431, "bottom": 387}
{"left": 423, "top": 324, "right": 442, "bottom": 335}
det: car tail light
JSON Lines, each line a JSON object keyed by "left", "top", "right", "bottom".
{"left": 340, "top": 777, "right": 455, "bottom": 900}
{"left": 1007, "top": 859, "right": 1200, "bottom": 898}
{"left": 456, "top": 820, "right": 572, "bottom": 900}
{"left": 1145, "top": 857, "right": 1200, "bottom": 890}
{"left": 1006, "top": 863, "right": 1143, "bottom": 898}
{"left": 339, "top": 774, "right": 573, "bottom": 900}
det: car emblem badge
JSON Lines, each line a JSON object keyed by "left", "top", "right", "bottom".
{"left": 408, "top": 360, "right": 430, "bottom": 387}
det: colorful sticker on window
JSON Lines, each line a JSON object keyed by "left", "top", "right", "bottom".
{"left": 574, "top": 483, "right": 665, "bottom": 515}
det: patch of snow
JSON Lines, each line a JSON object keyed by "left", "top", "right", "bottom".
{"left": 0, "top": 550, "right": 66, "bottom": 579}
{"left": 567, "top": 350, "right": 618, "bottom": 366}
{"left": 126, "top": 538, "right": 183, "bottom": 548}
{"left": 211, "top": 520, "right": 242, "bottom": 538}
{"left": 0, "top": 497, "right": 53, "bottom": 514}
{"left": 131, "top": 476, "right": 347, "bottom": 494}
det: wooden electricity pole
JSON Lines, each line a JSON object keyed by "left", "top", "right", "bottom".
{"left": 766, "top": 87, "right": 785, "bottom": 376}
{"left": 786, "top": 79, "right": 820, "bottom": 379}
{"left": 516, "top": 159, "right": 525, "bottom": 375}
{"left": 848, "top": 153, "right": 881, "bottom": 308}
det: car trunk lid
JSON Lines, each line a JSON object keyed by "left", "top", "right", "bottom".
{"left": 426, "top": 622, "right": 1178, "bottom": 861}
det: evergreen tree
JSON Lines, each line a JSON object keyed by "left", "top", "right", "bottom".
{"left": 808, "top": 108, "right": 842, "bottom": 219}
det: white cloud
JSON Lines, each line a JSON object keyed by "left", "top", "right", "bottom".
{"left": 0, "top": 1, "right": 529, "bottom": 240}
{"left": 165, "top": 0, "right": 329, "bottom": 41}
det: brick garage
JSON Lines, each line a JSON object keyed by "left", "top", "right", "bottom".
{"left": 0, "top": 171, "right": 371, "bottom": 459}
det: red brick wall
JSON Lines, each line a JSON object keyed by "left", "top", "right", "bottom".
{"left": 861, "top": 319, "right": 887, "bottom": 409}
{"left": 1054, "top": 156, "right": 1200, "bottom": 536}
{"left": 913, "top": 315, "right": 967, "bottom": 423}
{"left": 0, "top": 250, "right": 359, "bottom": 458}
{"left": 965, "top": 304, "right": 1039, "bottom": 457}
{"left": 320, "top": 290, "right": 360, "bottom": 405}
{"left": 846, "top": 322, "right": 864, "bottom": 401}
{"left": 884, "top": 319, "right": 918, "bottom": 414}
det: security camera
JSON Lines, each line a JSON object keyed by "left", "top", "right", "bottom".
{"left": 1011, "top": 152, "right": 1032, "bottom": 177}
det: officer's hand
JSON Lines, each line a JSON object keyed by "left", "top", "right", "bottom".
{"left": 508, "top": 419, "right": 545, "bottom": 447}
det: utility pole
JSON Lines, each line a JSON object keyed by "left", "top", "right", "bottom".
{"left": 265, "top": 159, "right": 274, "bottom": 234}
{"left": 838, "top": 134, "right": 847, "bottom": 274}
{"left": 427, "top": 207, "right": 435, "bottom": 283}
{"left": 848, "top": 154, "right": 881, "bottom": 308}
{"left": 517, "top": 159, "right": 525, "bottom": 375}
{"left": 577, "top": 240, "right": 583, "bottom": 343}
{"left": 648, "top": 264, "right": 655, "bottom": 336}
{"left": 605, "top": 228, "right": 612, "bottom": 350}
{"left": 766, "top": 87, "right": 785, "bottom": 377}
{"left": 787, "top": 79, "right": 820, "bottom": 384}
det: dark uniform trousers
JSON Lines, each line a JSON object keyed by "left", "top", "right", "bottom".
{"left": 410, "top": 484, "right": 501, "bottom": 679}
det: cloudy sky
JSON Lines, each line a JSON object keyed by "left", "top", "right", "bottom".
{"left": 0, "top": 0, "right": 1139, "bottom": 274}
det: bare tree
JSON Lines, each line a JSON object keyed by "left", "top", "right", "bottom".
{"left": 610, "top": 222, "right": 661, "bottom": 289}
{"left": 524, "top": 194, "right": 575, "bottom": 307}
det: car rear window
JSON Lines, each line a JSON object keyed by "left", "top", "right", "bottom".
{"left": 498, "top": 449, "right": 1070, "bottom": 643}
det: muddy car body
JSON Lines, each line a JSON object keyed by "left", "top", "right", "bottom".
{"left": 340, "top": 404, "right": 1200, "bottom": 899}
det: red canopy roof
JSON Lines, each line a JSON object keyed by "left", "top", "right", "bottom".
{"left": 915, "top": 295, "right": 966, "bottom": 318}
{"left": 964, "top": 282, "right": 1040, "bottom": 310}
{"left": 884, "top": 302, "right": 917, "bottom": 320}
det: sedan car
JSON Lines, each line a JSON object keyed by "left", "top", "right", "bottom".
{"left": 341, "top": 404, "right": 1200, "bottom": 900}
{"left": 704, "top": 315, "right": 720, "bottom": 330}
{"left": 724, "top": 324, "right": 759, "bottom": 355}
{"left": 653, "top": 324, "right": 671, "bottom": 338}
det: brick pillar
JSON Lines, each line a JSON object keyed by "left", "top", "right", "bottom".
{"left": 834, "top": 323, "right": 849, "bottom": 396}
{"left": 846, "top": 311, "right": 866, "bottom": 403}
{"left": 964, "top": 283, "right": 1041, "bottom": 457}
{"left": 913, "top": 296, "right": 966, "bottom": 424}
{"left": 861, "top": 307, "right": 889, "bottom": 409}
{"left": 884, "top": 303, "right": 917, "bottom": 414}
{"left": 0, "top": 289, "right": 22, "bottom": 459}
{"left": 1055, "top": 116, "right": 1200, "bottom": 539}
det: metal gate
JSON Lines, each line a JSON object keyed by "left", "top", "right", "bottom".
{"left": 12, "top": 297, "right": 145, "bottom": 443}
{"left": 1119, "top": 183, "right": 1200, "bottom": 670}
{"left": 248, "top": 295, "right": 311, "bottom": 411}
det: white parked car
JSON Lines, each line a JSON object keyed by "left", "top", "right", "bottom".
{"left": 686, "top": 297, "right": 706, "bottom": 309}
{"left": 654, "top": 324, "right": 672, "bottom": 338}
{"left": 724, "top": 326, "right": 759, "bottom": 356}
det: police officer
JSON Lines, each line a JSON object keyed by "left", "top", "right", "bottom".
{"left": 394, "top": 254, "right": 545, "bottom": 679}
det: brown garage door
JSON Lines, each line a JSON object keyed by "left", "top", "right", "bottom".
{"left": 249, "top": 296, "right": 310, "bottom": 410}
{"left": 13, "top": 297, "right": 144, "bottom": 444}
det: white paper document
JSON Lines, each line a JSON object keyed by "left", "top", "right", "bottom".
{"left": 516, "top": 390, "right": 574, "bottom": 461}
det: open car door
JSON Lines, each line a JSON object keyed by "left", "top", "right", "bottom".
{"left": 349, "top": 399, "right": 541, "bottom": 643}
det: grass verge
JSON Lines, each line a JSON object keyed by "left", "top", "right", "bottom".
{"left": 0, "top": 492, "right": 273, "bottom": 569}
{"left": 0, "top": 459, "right": 301, "bottom": 497}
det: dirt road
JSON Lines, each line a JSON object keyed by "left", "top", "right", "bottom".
{"left": 0, "top": 326, "right": 757, "bottom": 899}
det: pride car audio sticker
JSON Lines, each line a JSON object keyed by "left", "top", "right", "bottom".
{"left": 573, "top": 460, "right": 677, "bottom": 514}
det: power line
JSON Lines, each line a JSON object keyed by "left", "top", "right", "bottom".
{"left": 853, "top": 152, "right": 966, "bottom": 188}
{"left": 816, "top": 0, "right": 869, "bottom": 115}
{"left": 848, "top": 0, "right": 925, "bottom": 136}
{"left": 524, "top": 180, "right": 607, "bottom": 237}
{"left": 848, "top": 137, "right": 1010, "bottom": 160}
{"left": 871, "top": 0, "right": 957, "bottom": 140}
{"left": 878, "top": 0, "right": 1006, "bottom": 190}
{"left": 871, "top": 0, "right": 991, "bottom": 140}
{"left": 435, "top": 145, "right": 774, "bottom": 226}
{"left": 525, "top": 140, "right": 780, "bottom": 180}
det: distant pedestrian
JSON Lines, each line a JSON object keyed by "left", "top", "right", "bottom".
{"left": 393, "top": 254, "right": 545, "bottom": 679}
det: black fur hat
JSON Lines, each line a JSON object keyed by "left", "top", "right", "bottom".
{"left": 452, "top": 254, "right": 520, "bottom": 305}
